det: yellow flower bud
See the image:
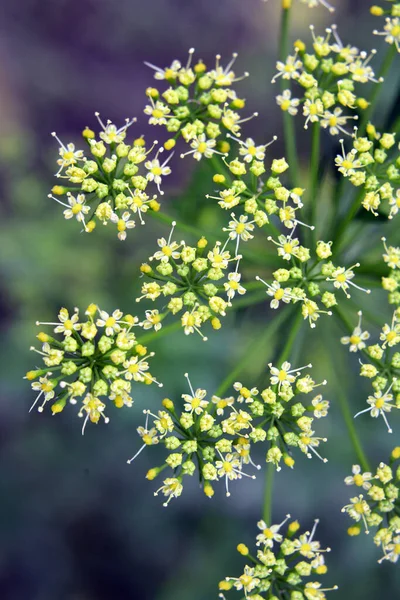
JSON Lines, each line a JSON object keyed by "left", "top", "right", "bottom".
{"left": 134, "top": 137, "right": 146, "bottom": 147}
{"left": 146, "top": 87, "right": 159, "bottom": 99}
{"left": 162, "top": 398, "right": 174, "bottom": 410}
{"left": 204, "top": 482, "right": 215, "bottom": 498}
{"left": 292, "top": 187, "right": 304, "bottom": 197}
{"left": 237, "top": 543, "right": 249, "bottom": 556}
{"left": 114, "top": 395, "right": 124, "bottom": 408}
{"left": 282, "top": 0, "right": 292, "bottom": 9}
{"left": 149, "top": 199, "right": 161, "bottom": 212}
{"left": 356, "top": 98, "right": 369, "bottom": 110}
{"left": 51, "top": 185, "right": 67, "bottom": 195}
{"left": 82, "top": 127, "right": 95, "bottom": 139}
{"left": 391, "top": 447, "right": 400, "bottom": 460}
{"left": 213, "top": 174, "right": 226, "bottom": 184}
{"left": 25, "top": 370, "right": 41, "bottom": 380}
{"left": 219, "top": 581, "right": 233, "bottom": 591}
{"left": 316, "top": 565, "right": 328, "bottom": 575}
{"left": 197, "top": 237, "right": 208, "bottom": 249}
{"left": 294, "top": 39, "right": 306, "bottom": 53}
{"left": 231, "top": 98, "right": 245, "bottom": 109}
{"left": 123, "top": 314, "right": 137, "bottom": 326}
{"left": 164, "top": 139, "right": 176, "bottom": 151}
{"left": 86, "top": 220, "right": 96, "bottom": 232}
{"left": 211, "top": 317, "right": 222, "bottom": 330}
{"left": 146, "top": 468, "right": 159, "bottom": 481}
{"left": 288, "top": 520, "right": 300, "bottom": 534}
{"left": 366, "top": 123, "right": 378, "bottom": 139}
{"left": 37, "top": 332, "right": 51, "bottom": 343}
{"left": 86, "top": 303, "right": 98, "bottom": 317}
{"left": 194, "top": 60, "right": 206, "bottom": 74}
{"left": 51, "top": 398, "right": 67, "bottom": 414}
{"left": 347, "top": 525, "right": 361, "bottom": 536}
{"left": 135, "top": 344, "right": 147, "bottom": 356}
{"left": 219, "top": 141, "right": 231, "bottom": 154}
{"left": 144, "top": 373, "right": 153, "bottom": 385}
{"left": 140, "top": 263, "right": 152, "bottom": 274}
{"left": 370, "top": 6, "right": 384, "bottom": 16}
{"left": 284, "top": 454, "right": 295, "bottom": 468}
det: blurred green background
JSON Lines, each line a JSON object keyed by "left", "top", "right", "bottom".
{"left": 0, "top": 0, "right": 399, "bottom": 599}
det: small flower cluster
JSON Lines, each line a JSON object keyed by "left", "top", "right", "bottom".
{"left": 371, "top": 2, "right": 400, "bottom": 52}
{"left": 274, "top": 25, "right": 381, "bottom": 135}
{"left": 144, "top": 49, "right": 255, "bottom": 159}
{"left": 25, "top": 305, "right": 161, "bottom": 434}
{"left": 128, "top": 364, "right": 329, "bottom": 504}
{"left": 137, "top": 223, "right": 246, "bottom": 340}
{"left": 219, "top": 516, "right": 337, "bottom": 600}
{"left": 335, "top": 126, "right": 400, "bottom": 219}
{"left": 257, "top": 236, "right": 370, "bottom": 328}
{"left": 342, "top": 447, "right": 400, "bottom": 564}
{"left": 343, "top": 307, "right": 400, "bottom": 433}
{"left": 50, "top": 114, "right": 165, "bottom": 239}
{"left": 207, "top": 144, "right": 312, "bottom": 234}
{"left": 382, "top": 237, "right": 400, "bottom": 305}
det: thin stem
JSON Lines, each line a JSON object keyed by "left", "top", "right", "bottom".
{"left": 263, "top": 463, "right": 275, "bottom": 523}
{"left": 358, "top": 44, "right": 397, "bottom": 135}
{"left": 215, "top": 307, "right": 293, "bottom": 397}
{"left": 332, "top": 187, "right": 364, "bottom": 255}
{"left": 274, "top": 308, "right": 303, "bottom": 366}
{"left": 309, "top": 123, "right": 320, "bottom": 245}
{"left": 137, "top": 321, "right": 181, "bottom": 345}
{"left": 336, "top": 386, "right": 371, "bottom": 473}
{"left": 278, "top": 7, "right": 299, "bottom": 187}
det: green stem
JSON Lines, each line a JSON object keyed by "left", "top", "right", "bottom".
{"left": 137, "top": 321, "right": 181, "bottom": 345}
{"left": 278, "top": 7, "right": 299, "bottom": 187}
{"left": 309, "top": 123, "right": 320, "bottom": 244}
{"left": 358, "top": 44, "right": 397, "bottom": 135}
{"left": 263, "top": 463, "right": 275, "bottom": 523}
{"left": 336, "top": 387, "right": 371, "bottom": 473}
{"left": 331, "top": 187, "right": 364, "bottom": 255}
{"left": 274, "top": 308, "right": 303, "bottom": 366}
{"left": 215, "top": 307, "right": 293, "bottom": 397}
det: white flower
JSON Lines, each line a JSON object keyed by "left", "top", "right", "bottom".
{"left": 256, "top": 514, "right": 291, "bottom": 548}
{"left": 180, "top": 134, "right": 218, "bottom": 161}
{"left": 272, "top": 53, "right": 303, "bottom": 83}
{"left": 269, "top": 361, "right": 306, "bottom": 388}
{"left": 321, "top": 108, "right": 357, "bottom": 136}
{"left": 354, "top": 381, "right": 398, "bottom": 433}
{"left": 144, "top": 99, "right": 171, "bottom": 125}
{"left": 141, "top": 309, "right": 162, "bottom": 332}
{"left": 52, "top": 132, "right": 84, "bottom": 175}
{"left": 311, "top": 394, "right": 330, "bottom": 418}
{"left": 373, "top": 18, "right": 400, "bottom": 53}
{"left": 335, "top": 139, "right": 362, "bottom": 176}
{"left": 96, "top": 309, "right": 124, "bottom": 335}
{"left": 276, "top": 89, "right": 300, "bottom": 115}
{"left": 150, "top": 221, "right": 183, "bottom": 262}
{"left": 145, "top": 148, "right": 173, "bottom": 195}
{"left": 30, "top": 375, "right": 55, "bottom": 413}
{"left": 341, "top": 311, "right": 370, "bottom": 352}
{"left": 344, "top": 465, "right": 373, "bottom": 490}
{"left": 110, "top": 211, "right": 136, "bottom": 241}
{"left": 349, "top": 50, "right": 381, "bottom": 84}
{"left": 94, "top": 112, "right": 135, "bottom": 144}
{"left": 328, "top": 264, "right": 370, "bottom": 298}
{"left": 256, "top": 277, "right": 292, "bottom": 310}
{"left": 224, "top": 272, "right": 246, "bottom": 301}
